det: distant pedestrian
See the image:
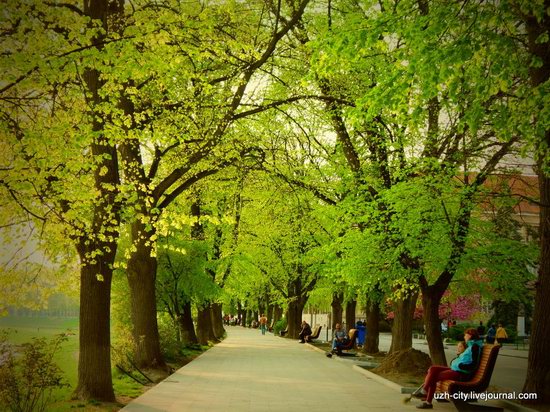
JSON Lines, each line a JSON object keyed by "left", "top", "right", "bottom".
{"left": 477, "top": 321, "right": 485, "bottom": 337}
{"left": 486, "top": 324, "right": 496, "bottom": 344}
{"left": 496, "top": 323, "right": 508, "bottom": 344}
{"left": 259, "top": 314, "right": 268, "bottom": 335}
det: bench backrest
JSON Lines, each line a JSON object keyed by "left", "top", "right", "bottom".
{"left": 438, "top": 344, "right": 500, "bottom": 394}
{"left": 339, "top": 328, "right": 358, "bottom": 350}
{"left": 310, "top": 325, "right": 322, "bottom": 339}
{"left": 469, "top": 344, "right": 499, "bottom": 385}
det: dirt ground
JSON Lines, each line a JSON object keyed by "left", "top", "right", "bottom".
{"left": 371, "top": 348, "right": 431, "bottom": 387}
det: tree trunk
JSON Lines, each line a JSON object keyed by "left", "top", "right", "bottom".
{"left": 286, "top": 300, "right": 306, "bottom": 339}
{"left": 345, "top": 299, "right": 356, "bottom": 329}
{"left": 363, "top": 296, "right": 380, "bottom": 354}
{"left": 237, "top": 301, "right": 243, "bottom": 325}
{"left": 241, "top": 308, "right": 247, "bottom": 327}
{"left": 74, "top": 257, "right": 116, "bottom": 401}
{"left": 272, "top": 305, "right": 283, "bottom": 328}
{"left": 178, "top": 301, "right": 197, "bottom": 345}
{"left": 267, "top": 303, "right": 275, "bottom": 326}
{"left": 422, "top": 286, "right": 446, "bottom": 365}
{"left": 522, "top": 6, "right": 550, "bottom": 405}
{"left": 523, "top": 173, "right": 550, "bottom": 403}
{"left": 331, "top": 292, "right": 343, "bottom": 330}
{"left": 73, "top": 0, "right": 123, "bottom": 401}
{"left": 197, "top": 303, "right": 217, "bottom": 345}
{"left": 389, "top": 292, "right": 418, "bottom": 353}
{"left": 126, "top": 223, "right": 165, "bottom": 369}
{"left": 210, "top": 302, "right": 225, "bottom": 339}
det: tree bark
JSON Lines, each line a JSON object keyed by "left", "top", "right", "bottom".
{"left": 126, "top": 221, "right": 165, "bottom": 369}
{"left": 421, "top": 283, "right": 447, "bottom": 365}
{"left": 523, "top": 172, "right": 550, "bottom": 403}
{"left": 522, "top": 3, "right": 550, "bottom": 402}
{"left": 363, "top": 296, "right": 380, "bottom": 354}
{"left": 241, "top": 308, "right": 247, "bottom": 327}
{"left": 286, "top": 299, "right": 306, "bottom": 339}
{"left": 272, "top": 305, "right": 283, "bottom": 328}
{"left": 210, "top": 302, "right": 225, "bottom": 339}
{"left": 267, "top": 303, "right": 275, "bottom": 326}
{"left": 74, "top": 0, "right": 122, "bottom": 400}
{"left": 331, "top": 292, "right": 343, "bottom": 330}
{"left": 196, "top": 304, "right": 216, "bottom": 345}
{"left": 389, "top": 292, "right": 418, "bottom": 353}
{"left": 345, "top": 298, "right": 356, "bottom": 329}
{"left": 178, "top": 301, "right": 197, "bottom": 345}
{"left": 75, "top": 253, "right": 116, "bottom": 401}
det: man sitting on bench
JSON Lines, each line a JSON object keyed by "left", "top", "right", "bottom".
{"left": 298, "top": 320, "right": 312, "bottom": 343}
{"left": 326, "top": 323, "right": 348, "bottom": 356}
{"left": 415, "top": 328, "right": 483, "bottom": 409}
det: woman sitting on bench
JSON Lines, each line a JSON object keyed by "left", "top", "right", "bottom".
{"left": 415, "top": 328, "right": 483, "bottom": 409}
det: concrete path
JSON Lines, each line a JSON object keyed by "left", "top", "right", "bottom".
{"left": 122, "top": 326, "right": 458, "bottom": 412}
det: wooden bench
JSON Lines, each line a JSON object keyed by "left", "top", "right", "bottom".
{"left": 436, "top": 344, "right": 502, "bottom": 411}
{"left": 305, "top": 325, "right": 322, "bottom": 343}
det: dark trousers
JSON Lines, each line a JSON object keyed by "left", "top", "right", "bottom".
{"left": 299, "top": 332, "right": 311, "bottom": 342}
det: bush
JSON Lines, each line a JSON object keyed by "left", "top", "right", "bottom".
{"left": 157, "top": 315, "right": 182, "bottom": 362}
{"left": 273, "top": 318, "right": 287, "bottom": 336}
{"left": 0, "top": 332, "right": 69, "bottom": 412}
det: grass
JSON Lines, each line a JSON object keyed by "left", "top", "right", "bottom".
{"left": 1, "top": 316, "right": 144, "bottom": 412}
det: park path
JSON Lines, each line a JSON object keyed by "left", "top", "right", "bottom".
{"left": 121, "top": 326, "right": 457, "bottom": 412}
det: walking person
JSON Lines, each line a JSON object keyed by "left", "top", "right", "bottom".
{"left": 486, "top": 324, "right": 496, "bottom": 344}
{"left": 496, "top": 323, "right": 508, "bottom": 344}
{"left": 259, "top": 314, "right": 268, "bottom": 335}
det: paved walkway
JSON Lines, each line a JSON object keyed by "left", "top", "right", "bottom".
{"left": 122, "top": 326, "right": 460, "bottom": 412}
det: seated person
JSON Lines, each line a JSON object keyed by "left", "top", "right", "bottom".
{"left": 298, "top": 320, "right": 312, "bottom": 343}
{"left": 455, "top": 340, "right": 466, "bottom": 356}
{"left": 326, "top": 323, "right": 348, "bottom": 357}
{"left": 415, "top": 328, "right": 483, "bottom": 409}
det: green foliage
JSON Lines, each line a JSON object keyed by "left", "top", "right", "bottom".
{"left": 156, "top": 314, "right": 183, "bottom": 363}
{"left": 0, "top": 332, "right": 69, "bottom": 412}
{"left": 273, "top": 318, "right": 288, "bottom": 336}
{"left": 445, "top": 323, "right": 475, "bottom": 342}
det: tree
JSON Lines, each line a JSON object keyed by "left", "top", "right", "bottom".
{"left": 0, "top": 0, "right": 130, "bottom": 400}
{"left": 518, "top": 0, "right": 550, "bottom": 404}
{"left": 107, "top": 0, "right": 311, "bottom": 368}
{"left": 295, "top": 0, "right": 535, "bottom": 364}
{"left": 229, "top": 171, "right": 327, "bottom": 338}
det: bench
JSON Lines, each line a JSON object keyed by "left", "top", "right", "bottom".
{"left": 305, "top": 325, "right": 322, "bottom": 343}
{"left": 436, "top": 344, "right": 502, "bottom": 411}
{"left": 334, "top": 328, "right": 358, "bottom": 355}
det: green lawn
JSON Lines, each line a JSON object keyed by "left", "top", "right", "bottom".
{"left": 1, "top": 316, "right": 143, "bottom": 411}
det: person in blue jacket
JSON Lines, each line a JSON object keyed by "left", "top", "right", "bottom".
{"left": 486, "top": 324, "right": 496, "bottom": 344}
{"left": 415, "top": 328, "right": 483, "bottom": 409}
